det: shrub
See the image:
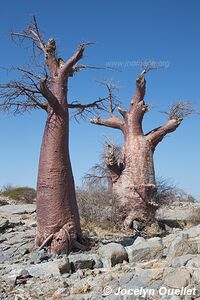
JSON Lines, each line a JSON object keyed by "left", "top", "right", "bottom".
{"left": 76, "top": 186, "right": 121, "bottom": 231}
{"left": 155, "top": 177, "right": 198, "bottom": 206}
{"left": 1, "top": 186, "right": 36, "bottom": 203}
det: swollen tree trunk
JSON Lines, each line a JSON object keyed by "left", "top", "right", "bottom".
{"left": 36, "top": 85, "right": 81, "bottom": 253}
{"left": 32, "top": 37, "right": 87, "bottom": 253}
{"left": 91, "top": 71, "right": 182, "bottom": 228}
{"left": 112, "top": 135, "right": 156, "bottom": 226}
{"left": 0, "top": 19, "right": 107, "bottom": 254}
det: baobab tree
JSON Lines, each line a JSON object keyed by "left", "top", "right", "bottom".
{"left": 0, "top": 17, "right": 107, "bottom": 254}
{"left": 91, "top": 70, "right": 193, "bottom": 228}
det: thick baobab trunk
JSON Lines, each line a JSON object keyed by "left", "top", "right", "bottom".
{"left": 0, "top": 19, "right": 107, "bottom": 254}
{"left": 91, "top": 71, "right": 182, "bottom": 228}
{"left": 112, "top": 135, "right": 157, "bottom": 225}
{"left": 36, "top": 80, "right": 81, "bottom": 253}
{"left": 36, "top": 110, "right": 81, "bottom": 253}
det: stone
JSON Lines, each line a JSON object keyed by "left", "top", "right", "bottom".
{"left": 156, "top": 203, "right": 200, "bottom": 226}
{"left": 163, "top": 267, "right": 191, "bottom": 288}
{"left": 98, "top": 242, "right": 128, "bottom": 268}
{"left": 192, "top": 269, "right": 200, "bottom": 284}
{"left": 0, "top": 219, "right": 9, "bottom": 232}
{"left": 57, "top": 257, "right": 70, "bottom": 274}
{"left": 161, "top": 296, "right": 181, "bottom": 300}
{"left": 0, "top": 204, "right": 36, "bottom": 215}
{"left": 30, "top": 249, "right": 50, "bottom": 264}
{"left": 186, "top": 256, "right": 200, "bottom": 268}
{"left": 183, "top": 224, "right": 200, "bottom": 238}
{"left": 53, "top": 287, "right": 70, "bottom": 297}
{"left": 125, "top": 237, "right": 163, "bottom": 263}
{"left": 166, "top": 234, "right": 198, "bottom": 261}
{"left": 7, "top": 257, "right": 70, "bottom": 283}
{"left": 170, "top": 254, "right": 196, "bottom": 267}
{"left": 68, "top": 253, "right": 102, "bottom": 271}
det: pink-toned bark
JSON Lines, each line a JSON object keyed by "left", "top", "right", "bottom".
{"left": 36, "top": 78, "right": 82, "bottom": 253}
{"left": 0, "top": 19, "right": 93, "bottom": 254}
{"left": 91, "top": 72, "right": 182, "bottom": 227}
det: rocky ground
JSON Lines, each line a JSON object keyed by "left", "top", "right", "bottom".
{"left": 0, "top": 197, "right": 200, "bottom": 300}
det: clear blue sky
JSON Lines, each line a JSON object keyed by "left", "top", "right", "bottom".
{"left": 0, "top": 0, "right": 200, "bottom": 199}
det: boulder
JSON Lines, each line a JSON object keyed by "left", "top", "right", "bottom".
{"left": 0, "top": 204, "right": 36, "bottom": 215}
{"left": 166, "top": 233, "right": 198, "bottom": 261}
{"left": 30, "top": 249, "right": 50, "bottom": 264}
{"left": 156, "top": 203, "right": 200, "bottom": 227}
{"left": 170, "top": 254, "right": 197, "bottom": 267}
{"left": 7, "top": 257, "right": 70, "bottom": 284}
{"left": 186, "top": 256, "right": 200, "bottom": 268}
{"left": 163, "top": 267, "right": 191, "bottom": 288}
{"left": 98, "top": 242, "right": 128, "bottom": 268}
{"left": 0, "top": 219, "right": 9, "bottom": 232}
{"left": 68, "top": 253, "right": 102, "bottom": 271}
{"left": 125, "top": 237, "right": 163, "bottom": 263}
{"left": 192, "top": 269, "right": 200, "bottom": 284}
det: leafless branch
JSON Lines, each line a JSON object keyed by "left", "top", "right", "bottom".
{"left": 60, "top": 42, "right": 94, "bottom": 77}
{"left": 167, "top": 101, "right": 195, "bottom": 120}
{"left": 67, "top": 97, "right": 109, "bottom": 121}
{"left": 0, "top": 80, "right": 47, "bottom": 114}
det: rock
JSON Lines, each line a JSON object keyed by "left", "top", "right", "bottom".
{"left": 0, "top": 219, "right": 9, "bottom": 232}
{"left": 98, "top": 242, "right": 128, "bottom": 268}
{"left": 183, "top": 224, "right": 200, "bottom": 238}
{"left": 163, "top": 267, "right": 191, "bottom": 288}
{"left": 192, "top": 269, "right": 200, "bottom": 284}
{"left": 125, "top": 237, "right": 163, "bottom": 263}
{"left": 53, "top": 287, "right": 70, "bottom": 297}
{"left": 145, "top": 222, "right": 163, "bottom": 236}
{"left": 133, "top": 236, "right": 146, "bottom": 246}
{"left": 68, "top": 253, "right": 102, "bottom": 271}
{"left": 7, "top": 257, "right": 70, "bottom": 283}
{"left": 57, "top": 257, "right": 70, "bottom": 274}
{"left": 0, "top": 196, "right": 9, "bottom": 206}
{"left": 156, "top": 203, "right": 200, "bottom": 226}
{"left": 161, "top": 296, "right": 181, "bottom": 300}
{"left": 166, "top": 234, "right": 198, "bottom": 261}
{"left": 30, "top": 249, "right": 50, "bottom": 264}
{"left": 186, "top": 256, "right": 200, "bottom": 268}
{"left": 0, "top": 204, "right": 36, "bottom": 215}
{"left": 170, "top": 254, "right": 197, "bottom": 267}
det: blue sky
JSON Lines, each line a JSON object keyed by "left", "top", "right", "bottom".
{"left": 0, "top": 0, "right": 200, "bottom": 199}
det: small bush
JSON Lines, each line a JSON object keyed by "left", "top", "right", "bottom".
{"left": 155, "top": 177, "right": 198, "bottom": 206}
{"left": 1, "top": 186, "right": 36, "bottom": 203}
{"left": 76, "top": 186, "right": 121, "bottom": 231}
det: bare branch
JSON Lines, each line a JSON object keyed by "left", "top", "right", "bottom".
{"left": 147, "top": 101, "right": 195, "bottom": 147}
{"left": 67, "top": 97, "right": 107, "bottom": 110}
{"left": 90, "top": 115, "right": 124, "bottom": 130}
{"left": 0, "top": 80, "right": 47, "bottom": 114}
{"left": 73, "top": 65, "right": 108, "bottom": 73}
{"left": 97, "top": 80, "right": 121, "bottom": 114}
{"left": 39, "top": 78, "right": 59, "bottom": 109}
{"left": 168, "top": 101, "right": 195, "bottom": 120}
{"left": 66, "top": 96, "right": 109, "bottom": 121}
{"left": 15, "top": 67, "right": 43, "bottom": 81}
{"left": 131, "top": 69, "right": 146, "bottom": 106}
{"left": 146, "top": 118, "right": 182, "bottom": 148}
{"left": 117, "top": 106, "right": 128, "bottom": 120}
{"left": 60, "top": 43, "right": 91, "bottom": 77}
{"left": 11, "top": 16, "right": 58, "bottom": 75}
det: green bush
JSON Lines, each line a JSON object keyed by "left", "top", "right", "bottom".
{"left": 1, "top": 186, "right": 36, "bottom": 203}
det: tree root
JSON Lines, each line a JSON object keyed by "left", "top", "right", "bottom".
{"left": 36, "top": 223, "right": 87, "bottom": 255}
{"left": 38, "top": 234, "right": 54, "bottom": 251}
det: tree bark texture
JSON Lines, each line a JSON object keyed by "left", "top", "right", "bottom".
{"left": 91, "top": 72, "right": 182, "bottom": 228}
{"left": 35, "top": 41, "right": 85, "bottom": 253}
